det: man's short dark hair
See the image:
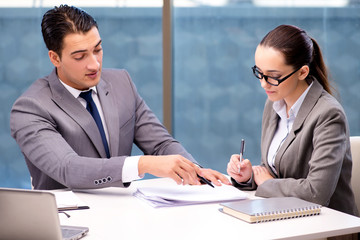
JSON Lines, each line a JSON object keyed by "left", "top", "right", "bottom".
{"left": 41, "top": 4, "right": 98, "bottom": 57}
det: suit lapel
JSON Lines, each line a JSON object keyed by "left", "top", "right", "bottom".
{"left": 274, "top": 79, "right": 323, "bottom": 172}
{"left": 97, "top": 79, "right": 120, "bottom": 156}
{"left": 262, "top": 106, "right": 279, "bottom": 177}
{"left": 48, "top": 69, "right": 108, "bottom": 158}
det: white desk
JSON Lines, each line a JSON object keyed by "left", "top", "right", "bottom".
{"left": 59, "top": 178, "right": 360, "bottom": 240}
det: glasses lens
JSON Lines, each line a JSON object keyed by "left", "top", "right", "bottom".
{"left": 266, "top": 78, "right": 280, "bottom": 86}
{"left": 253, "top": 67, "right": 262, "bottom": 79}
{"left": 252, "top": 66, "right": 279, "bottom": 86}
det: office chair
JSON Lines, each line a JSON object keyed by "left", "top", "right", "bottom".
{"left": 350, "top": 136, "right": 360, "bottom": 212}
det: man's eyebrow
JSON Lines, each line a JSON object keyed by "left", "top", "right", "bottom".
{"left": 70, "top": 40, "right": 102, "bottom": 55}
{"left": 95, "top": 40, "right": 102, "bottom": 48}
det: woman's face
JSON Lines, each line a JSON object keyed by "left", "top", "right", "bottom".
{"left": 254, "top": 45, "right": 309, "bottom": 107}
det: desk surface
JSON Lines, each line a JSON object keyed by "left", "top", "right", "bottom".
{"left": 59, "top": 178, "right": 360, "bottom": 240}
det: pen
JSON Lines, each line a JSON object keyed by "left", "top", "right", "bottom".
{"left": 239, "top": 139, "right": 245, "bottom": 173}
{"left": 196, "top": 164, "right": 215, "bottom": 188}
{"left": 58, "top": 206, "right": 90, "bottom": 211}
{"left": 197, "top": 174, "right": 214, "bottom": 188}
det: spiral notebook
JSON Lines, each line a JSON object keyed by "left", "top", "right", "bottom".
{"left": 220, "top": 197, "right": 321, "bottom": 223}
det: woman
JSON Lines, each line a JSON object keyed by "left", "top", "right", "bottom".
{"left": 227, "top": 24, "right": 358, "bottom": 216}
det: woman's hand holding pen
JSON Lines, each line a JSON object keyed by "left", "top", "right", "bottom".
{"left": 227, "top": 154, "right": 252, "bottom": 183}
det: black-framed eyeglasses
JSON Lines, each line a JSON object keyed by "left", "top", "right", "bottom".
{"left": 252, "top": 65, "right": 301, "bottom": 86}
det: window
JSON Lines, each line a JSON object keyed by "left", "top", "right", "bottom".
{"left": 2, "top": 0, "right": 360, "bottom": 187}
{"left": 173, "top": 0, "right": 360, "bottom": 172}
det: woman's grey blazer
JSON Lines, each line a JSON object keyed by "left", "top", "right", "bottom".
{"left": 233, "top": 79, "right": 358, "bottom": 216}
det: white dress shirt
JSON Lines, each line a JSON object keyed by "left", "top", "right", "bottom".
{"left": 59, "top": 79, "right": 143, "bottom": 183}
{"left": 267, "top": 82, "right": 313, "bottom": 175}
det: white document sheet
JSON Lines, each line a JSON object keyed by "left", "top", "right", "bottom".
{"left": 134, "top": 183, "right": 248, "bottom": 207}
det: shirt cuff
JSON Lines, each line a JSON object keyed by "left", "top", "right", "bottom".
{"left": 122, "top": 155, "right": 144, "bottom": 183}
{"left": 235, "top": 172, "right": 253, "bottom": 186}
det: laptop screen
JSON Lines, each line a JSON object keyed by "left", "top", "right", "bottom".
{"left": 0, "top": 188, "right": 88, "bottom": 240}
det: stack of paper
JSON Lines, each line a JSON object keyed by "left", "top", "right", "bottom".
{"left": 134, "top": 184, "right": 248, "bottom": 207}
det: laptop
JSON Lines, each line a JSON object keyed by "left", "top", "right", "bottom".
{"left": 0, "top": 188, "right": 89, "bottom": 240}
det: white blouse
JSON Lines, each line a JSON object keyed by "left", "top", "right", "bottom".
{"left": 267, "top": 82, "right": 313, "bottom": 175}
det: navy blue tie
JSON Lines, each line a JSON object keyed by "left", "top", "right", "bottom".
{"left": 79, "top": 90, "right": 110, "bottom": 158}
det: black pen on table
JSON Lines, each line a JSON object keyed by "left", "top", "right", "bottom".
{"left": 196, "top": 164, "right": 214, "bottom": 188}
{"left": 239, "top": 139, "right": 245, "bottom": 173}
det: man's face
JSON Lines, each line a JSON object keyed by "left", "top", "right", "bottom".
{"left": 49, "top": 27, "right": 103, "bottom": 90}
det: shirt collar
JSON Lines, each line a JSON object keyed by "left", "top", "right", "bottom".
{"left": 273, "top": 81, "right": 313, "bottom": 120}
{"left": 58, "top": 78, "right": 98, "bottom": 98}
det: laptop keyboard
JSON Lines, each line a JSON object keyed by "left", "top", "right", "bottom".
{"left": 61, "top": 228, "right": 83, "bottom": 238}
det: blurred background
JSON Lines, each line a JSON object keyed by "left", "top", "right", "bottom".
{"left": 1, "top": 0, "right": 360, "bottom": 189}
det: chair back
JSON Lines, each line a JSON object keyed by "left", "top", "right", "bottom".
{"left": 350, "top": 136, "right": 360, "bottom": 212}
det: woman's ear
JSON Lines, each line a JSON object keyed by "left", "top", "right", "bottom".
{"left": 48, "top": 50, "right": 61, "bottom": 67}
{"left": 298, "top": 65, "right": 310, "bottom": 81}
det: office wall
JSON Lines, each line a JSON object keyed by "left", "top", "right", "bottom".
{"left": 1, "top": 5, "right": 360, "bottom": 188}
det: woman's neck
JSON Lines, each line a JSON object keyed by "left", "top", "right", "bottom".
{"left": 284, "top": 80, "right": 310, "bottom": 116}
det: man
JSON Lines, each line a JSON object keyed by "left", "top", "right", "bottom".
{"left": 10, "top": 5, "right": 230, "bottom": 190}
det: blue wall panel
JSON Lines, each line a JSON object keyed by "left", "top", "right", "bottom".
{"left": 1, "top": 6, "right": 360, "bottom": 188}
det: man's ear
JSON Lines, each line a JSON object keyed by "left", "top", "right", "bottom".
{"left": 299, "top": 65, "right": 310, "bottom": 81}
{"left": 48, "top": 50, "right": 61, "bottom": 67}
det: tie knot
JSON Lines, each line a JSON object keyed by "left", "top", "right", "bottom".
{"left": 79, "top": 90, "right": 93, "bottom": 103}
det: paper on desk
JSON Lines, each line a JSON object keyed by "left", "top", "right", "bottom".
{"left": 134, "top": 183, "right": 248, "bottom": 208}
{"left": 54, "top": 191, "right": 88, "bottom": 210}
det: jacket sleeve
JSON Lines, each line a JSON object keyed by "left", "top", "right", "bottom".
{"left": 255, "top": 103, "right": 349, "bottom": 206}
{"left": 119, "top": 70, "right": 197, "bottom": 163}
